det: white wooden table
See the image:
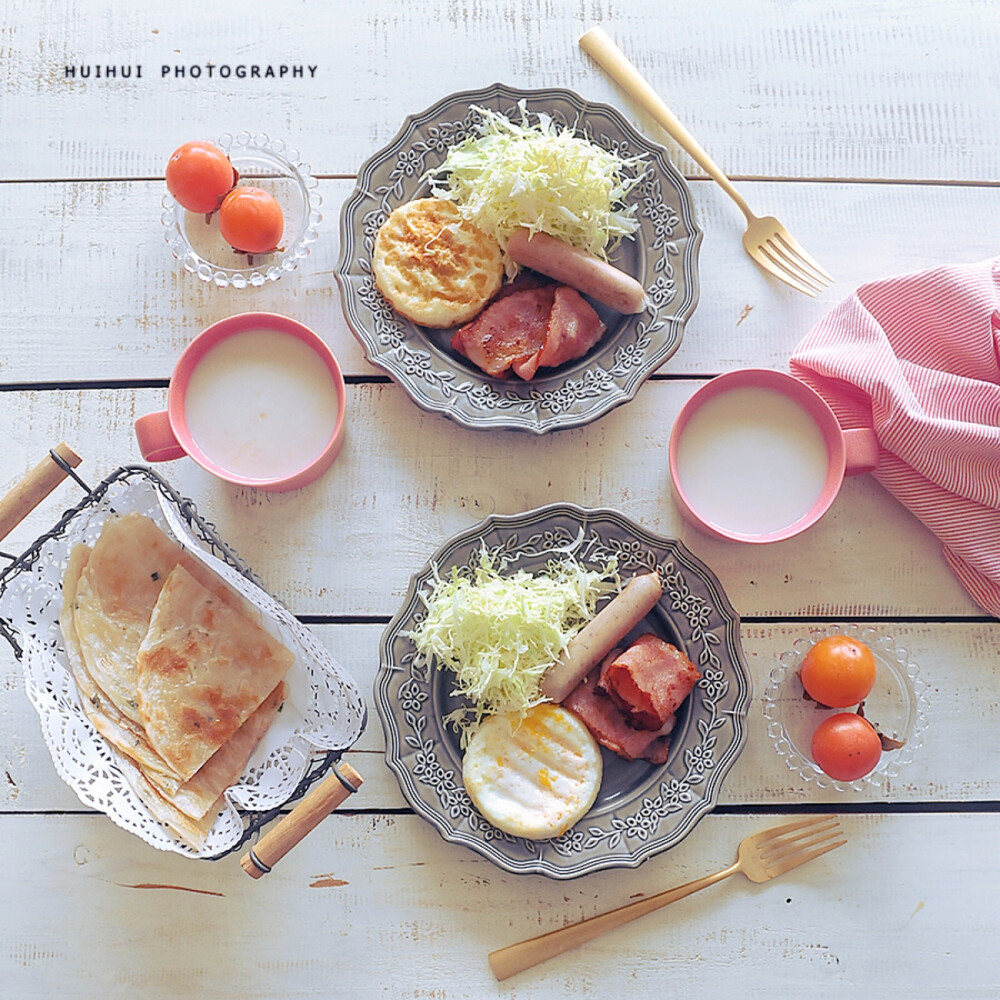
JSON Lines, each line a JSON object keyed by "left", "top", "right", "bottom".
{"left": 2, "top": 2, "right": 999, "bottom": 996}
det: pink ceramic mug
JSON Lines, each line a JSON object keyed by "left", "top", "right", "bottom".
{"left": 668, "top": 368, "right": 878, "bottom": 543}
{"left": 135, "top": 312, "right": 346, "bottom": 492}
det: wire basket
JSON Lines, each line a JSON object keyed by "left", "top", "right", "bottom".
{"left": 0, "top": 454, "right": 366, "bottom": 863}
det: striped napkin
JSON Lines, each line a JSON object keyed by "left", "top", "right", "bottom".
{"left": 789, "top": 257, "right": 1000, "bottom": 618}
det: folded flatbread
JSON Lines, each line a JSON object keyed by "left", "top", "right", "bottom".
{"left": 163, "top": 682, "right": 284, "bottom": 821}
{"left": 117, "top": 754, "right": 225, "bottom": 852}
{"left": 62, "top": 542, "right": 288, "bottom": 825}
{"left": 136, "top": 563, "right": 295, "bottom": 782}
{"left": 71, "top": 513, "right": 260, "bottom": 728}
{"left": 72, "top": 515, "right": 188, "bottom": 725}
{"left": 63, "top": 558, "right": 188, "bottom": 794}
{"left": 58, "top": 515, "right": 294, "bottom": 848}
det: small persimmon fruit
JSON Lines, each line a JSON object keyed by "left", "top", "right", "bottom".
{"left": 800, "top": 635, "right": 877, "bottom": 708}
{"left": 165, "top": 141, "right": 235, "bottom": 214}
{"left": 218, "top": 186, "right": 284, "bottom": 254}
{"left": 811, "top": 712, "right": 882, "bottom": 781}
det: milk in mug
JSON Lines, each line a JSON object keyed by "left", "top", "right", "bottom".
{"left": 184, "top": 328, "right": 341, "bottom": 481}
{"left": 674, "top": 386, "right": 830, "bottom": 536}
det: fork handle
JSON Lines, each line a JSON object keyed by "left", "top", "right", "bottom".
{"left": 579, "top": 27, "right": 754, "bottom": 219}
{"left": 488, "top": 860, "right": 740, "bottom": 981}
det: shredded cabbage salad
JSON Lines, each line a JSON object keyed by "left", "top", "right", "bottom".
{"left": 408, "top": 546, "right": 618, "bottom": 743}
{"left": 424, "top": 101, "right": 647, "bottom": 272}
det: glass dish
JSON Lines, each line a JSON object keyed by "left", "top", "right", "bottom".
{"left": 762, "top": 623, "right": 929, "bottom": 791}
{"left": 161, "top": 131, "right": 321, "bottom": 288}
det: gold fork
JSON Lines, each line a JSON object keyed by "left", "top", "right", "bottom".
{"left": 489, "top": 814, "right": 846, "bottom": 981}
{"left": 580, "top": 27, "right": 834, "bottom": 297}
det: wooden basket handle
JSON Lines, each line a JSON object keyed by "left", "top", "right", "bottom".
{"left": 240, "top": 761, "right": 363, "bottom": 878}
{"left": 0, "top": 444, "right": 83, "bottom": 545}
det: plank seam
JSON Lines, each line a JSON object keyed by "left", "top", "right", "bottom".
{"left": 4, "top": 802, "right": 999, "bottom": 818}
{"left": 0, "top": 175, "right": 997, "bottom": 187}
{"left": 287, "top": 614, "right": 995, "bottom": 626}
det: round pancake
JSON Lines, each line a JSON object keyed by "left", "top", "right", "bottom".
{"left": 462, "top": 703, "right": 602, "bottom": 840}
{"left": 373, "top": 198, "right": 503, "bottom": 328}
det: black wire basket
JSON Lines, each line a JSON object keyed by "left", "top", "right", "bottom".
{"left": 0, "top": 451, "right": 366, "bottom": 865}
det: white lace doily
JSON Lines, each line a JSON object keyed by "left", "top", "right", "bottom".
{"left": 0, "top": 468, "right": 366, "bottom": 858}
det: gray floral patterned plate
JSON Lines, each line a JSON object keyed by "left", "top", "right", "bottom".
{"left": 335, "top": 83, "right": 702, "bottom": 433}
{"left": 375, "top": 503, "right": 751, "bottom": 879}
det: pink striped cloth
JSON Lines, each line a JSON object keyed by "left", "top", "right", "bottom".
{"left": 789, "top": 257, "right": 1000, "bottom": 618}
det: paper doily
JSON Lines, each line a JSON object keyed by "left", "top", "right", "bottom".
{"left": 0, "top": 466, "right": 366, "bottom": 858}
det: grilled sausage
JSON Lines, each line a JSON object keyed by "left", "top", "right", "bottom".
{"left": 506, "top": 229, "right": 647, "bottom": 314}
{"left": 541, "top": 572, "right": 663, "bottom": 702}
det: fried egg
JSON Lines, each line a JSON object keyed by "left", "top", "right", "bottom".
{"left": 462, "top": 703, "right": 602, "bottom": 840}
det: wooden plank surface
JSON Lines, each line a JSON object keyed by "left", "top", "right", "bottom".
{"left": 3, "top": 1, "right": 999, "bottom": 997}
{"left": 2, "top": 621, "right": 998, "bottom": 813}
{"left": 0, "top": 179, "right": 998, "bottom": 383}
{"left": 2, "top": 811, "right": 997, "bottom": 998}
{"left": 3, "top": 0, "right": 999, "bottom": 182}
{"left": 0, "top": 383, "right": 980, "bottom": 618}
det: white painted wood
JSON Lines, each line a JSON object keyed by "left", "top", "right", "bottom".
{"left": 1, "top": 812, "right": 997, "bottom": 998}
{"left": 0, "top": 178, "right": 997, "bottom": 382}
{"left": 2, "top": 0, "right": 998, "bottom": 995}
{"left": 2, "top": 622, "right": 998, "bottom": 812}
{"left": 2, "top": 0, "right": 999, "bottom": 182}
{"left": 0, "top": 383, "right": 980, "bottom": 617}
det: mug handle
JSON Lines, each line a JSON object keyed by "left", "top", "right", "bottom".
{"left": 135, "top": 411, "right": 187, "bottom": 462}
{"left": 843, "top": 427, "right": 879, "bottom": 476}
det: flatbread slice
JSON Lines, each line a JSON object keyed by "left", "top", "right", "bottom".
{"left": 164, "top": 681, "right": 284, "bottom": 821}
{"left": 61, "top": 543, "right": 189, "bottom": 794}
{"left": 117, "top": 752, "right": 225, "bottom": 851}
{"left": 137, "top": 563, "right": 295, "bottom": 781}
{"left": 72, "top": 514, "right": 192, "bottom": 725}
{"left": 62, "top": 546, "right": 219, "bottom": 848}
{"left": 72, "top": 512, "right": 260, "bottom": 727}
{"left": 62, "top": 545, "right": 286, "bottom": 822}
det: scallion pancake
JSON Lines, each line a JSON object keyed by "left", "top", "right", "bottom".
{"left": 62, "top": 544, "right": 182, "bottom": 789}
{"left": 164, "top": 681, "right": 285, "bottom": 821}
{"left": 72, "top": 513, "right": 262, "bottom": 728}
{"left": 58, "top": 520, "right": 293, "bottom": 846}
{"left": 137, "top": 563, "right": 295, "bottom": 781}
{"left": 71, "top": 514, "right": 192, "bottom": 725}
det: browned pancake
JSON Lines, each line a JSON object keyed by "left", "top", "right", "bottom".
{"left": 71, "top": 513, "right": 260, "bottom": 728}
{"left": 60, "top": 517, "right": 295, "bottom": 848}
{"left": 72, "top": 515, "right": 190, "bottom": 725}
{"left": 62, "top": 542, "right": 287, "bottom": 825}
{"left": 373, "top": 198, "right": 503, "bottom": 327}
{"left": 136, "top": 564, "right": 295, "bottom": 782}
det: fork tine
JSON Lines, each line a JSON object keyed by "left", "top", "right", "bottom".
{"left": 762, "top": 821, "right": 844, "bottom": 864}
{"left": 774, "top": 229, "right": 835, "bottom": 283}
{"left": 761, "top": 815, "right": 841, "bottom": 842}
{"left": 766, "top": 237, "right": 831, "bottom": 292}
{"left": 765, "top": 836, "right": 847, "bottom": 878}
{"left": 753, "top": 814, "right": 837, "bottom": 843}
{"left": 760, "top": 241, "right": 827, "bottom": 294}
{"left": 747, "top": 243, "right": 818, "bottom": 296}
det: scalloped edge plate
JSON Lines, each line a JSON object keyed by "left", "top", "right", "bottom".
{"left": 375, "top": 503, "right": 751, "bottom": 879}
{"left": 335, "top": 83, "right": 702, "bottom": 434}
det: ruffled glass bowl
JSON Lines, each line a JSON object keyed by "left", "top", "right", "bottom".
{"left": 762, "top": 623, "right": 929, "bottom": 791}
{"left": 161, "top": 131, "right": 321, "bottom": 288}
